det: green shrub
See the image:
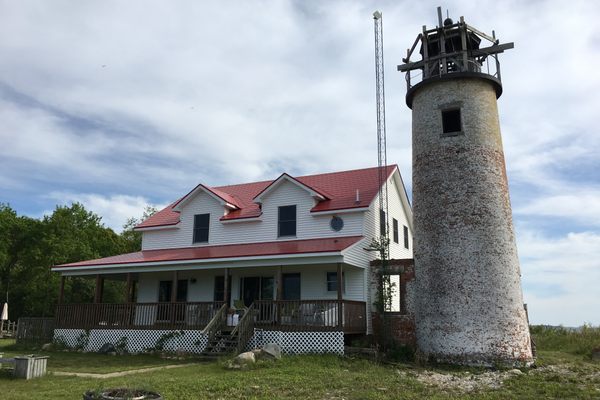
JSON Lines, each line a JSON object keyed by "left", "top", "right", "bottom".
{"left": 531, "top": 324, "right": 600, "bottom": 356}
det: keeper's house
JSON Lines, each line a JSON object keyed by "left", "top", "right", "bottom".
{"left": 51, "top": 166, "right": 413, "bottom": 354}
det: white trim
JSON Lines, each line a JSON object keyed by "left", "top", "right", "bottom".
{"left": 310, "top": 207, "right": 370, "bottom": 216}
{"left": 254, "top": 174, "right": 327, "bottom": 203}
{"left": 134, "top": 223, "right": 181, "bottom": 232}
{"left": 220, "top": 216, "right": 263, "bottom": 224}
{"left": 55, "top": 254, "right": 348, "bottom": 276}
{"left": 52, "top": 251, "right": 346, "bottom": 273}
{"left": 391, "top": 168, "right": 414, "bottom": 233}
{"left": 172, "top": 184, "right": 239, "bottom": 212}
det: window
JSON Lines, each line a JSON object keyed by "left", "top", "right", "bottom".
{"left": 383, "top": 274, "right": 401, "bottom": 312}
{"left": 193, "top": 214, "right": 210, "bottom": 243}
{"left": 240, "top": 276, "right": 275, "bottom": 307}
{"left": 326, "top": 271, "right": 345, "bottom": 292}
{"left": 442, "top": 108, "right": 462, "bottom": 134}
{"left": 158, "top": 281, "right": 172, "bottom": 302}
{"left": 282, "top": 273, "right": 301, "bottom": 300}
{"left": 403, "top": 225, "right": 409, "bottom": 249}
{"left": 393, "top": 218, "right": 399, "bottom": 244}
{"left": 213, "top": 275, "right": 231, "bottom": 302}
{"left": 278, "top": 205, "right": 297, "bottom": 237}
{"left": 379, "top": 209, "right": 386, "bottom": 236}
{"left": 158, "top": 280, "right": 187, "bottom": 302}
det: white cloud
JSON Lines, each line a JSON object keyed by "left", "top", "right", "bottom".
{"left": 46, "top": 192, "right": 162, "bottom": 233}
{"left": 516, "top": 191, "right": 600, "bottom": 227}
{"left": 519, "top": 229, "right": 600, "bottom": 326}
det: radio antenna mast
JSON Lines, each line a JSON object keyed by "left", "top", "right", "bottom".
{"left": 373, "top": 11, "right": 389, "bottom": 243}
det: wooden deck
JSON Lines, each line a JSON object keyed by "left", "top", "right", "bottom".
{"left": 55, "top": 300, "right": 367, "bottom": 334}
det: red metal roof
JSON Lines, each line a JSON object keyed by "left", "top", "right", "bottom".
{"left": 136, "top": 165, "right": 397, "bottom": 228}
{"left": 54, "top": 236, "right": 363, "bottom": 268}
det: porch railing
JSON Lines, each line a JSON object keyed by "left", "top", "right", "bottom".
{"left": 231, "top": 303, "right": 256, "bottom": 354}
{"left": 254, "top": 300, "right": 366, "bottom": 334}
{"left": 55, "top": 302, "right": 225, "bottom": 330}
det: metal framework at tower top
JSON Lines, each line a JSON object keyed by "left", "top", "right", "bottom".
{"left": 373, "top": 10, "right": 389, "bottom": 242}
{"left": 397, "top": 7, "right": 514, "bottom": 107}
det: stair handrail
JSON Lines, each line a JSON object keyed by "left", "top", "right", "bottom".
{"left": 231, "top": 303, "right": 255, "bottom": 354}
{"left": 201, "top": 303, "right": 227, "bottom": 343}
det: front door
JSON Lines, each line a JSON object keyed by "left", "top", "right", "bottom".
{"left": 241, "top": 277, "right": 274, "bottom": 307}
{"left": 157, "top": 280, "right": 187, "bottom": 322}
{"left": 242, "top": 277, "right": 261, "bottom": 307}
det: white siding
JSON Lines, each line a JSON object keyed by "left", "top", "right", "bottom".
{"left": 387, "top": 176, "right": 413, "bottom": 259}
{"left": 135, "top": 264, "right": 365, "bottom": 304}
{"left": 142, "top": 181, "right": 364, "bottom": 250}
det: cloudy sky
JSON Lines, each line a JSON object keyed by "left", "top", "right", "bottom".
{"left": 1, "top": 0, "right": 598, "bottom": 326}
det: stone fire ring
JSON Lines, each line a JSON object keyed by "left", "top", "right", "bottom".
{"left": 83, "top": 388, "right": 162, "bottom": 400}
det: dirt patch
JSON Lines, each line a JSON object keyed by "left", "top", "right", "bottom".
{"left": 397, "top": 368, "right": 524, "bottom": 392}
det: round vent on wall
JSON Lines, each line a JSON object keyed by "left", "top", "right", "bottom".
{"left": 330, "top": 216, "right": 344, "bottom": 232}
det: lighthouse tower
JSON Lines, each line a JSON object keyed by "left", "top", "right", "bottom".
{"left": 398, "top": 9, "right": 533, "bottom": 366}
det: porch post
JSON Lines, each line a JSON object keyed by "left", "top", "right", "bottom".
{"left": 94, "top": 275, "right": 104, "bottom": 303}
{"left": 58, "top": 275, "right": 65, "bottom": 304}
{"left": 337, "top": 263, "right": 343, "bottom": 329}
{"left": 125, "top": 273, "right": 133, "bottom": 303}
{"left": 171, "top": 270, "right": 178, "bottom": 303}
{"left": 223, "top": 268, "right": 229, "bottom": 307}
{"left": 276, "top": 266, "right": 283, "bottom": 323}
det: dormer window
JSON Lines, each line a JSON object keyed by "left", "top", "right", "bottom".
{"left": 193, "top": 214, "right": 210, "bottom": 243}
{"left": 278, "top": 205, "right": 296, "bottom": 237}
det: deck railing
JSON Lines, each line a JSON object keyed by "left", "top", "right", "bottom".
{"left": 54, "top": 300, "right": 367, "bottom": 334}
{"left": 231, "top": 303, "right": 256, "bottom": 353}
{"left": 55, "top": 302, "right": 224, "bottom": 330}
{"left": 254, "top": 300, "right": 366, "bottom": 334}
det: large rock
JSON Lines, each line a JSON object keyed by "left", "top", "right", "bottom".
{"left": 226, "top": 351, "right": 256, "bottom": 369}
{"left": 41, "top": 343, "right": 53, "bottom": 351}
{"left": 98, "top": 343, "right": 116, "bottom": 354}
{"left": 261, "top": 343, "right": 282, "bottom": 360}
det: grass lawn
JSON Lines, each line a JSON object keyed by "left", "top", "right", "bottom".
{"left": 1, "top": 326, "right": 599, "bottom": 399}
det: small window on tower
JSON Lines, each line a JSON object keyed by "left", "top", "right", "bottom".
{"left": 441, "top": 108, "right": 462, "bottom": 135}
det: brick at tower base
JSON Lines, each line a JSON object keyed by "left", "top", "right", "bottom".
{"left": 398, "top": 9, "right": 533, "bottom": 366}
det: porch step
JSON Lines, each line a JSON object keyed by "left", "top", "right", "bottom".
{"left": 199, "top": 331, "right": 239, "bottom": 359}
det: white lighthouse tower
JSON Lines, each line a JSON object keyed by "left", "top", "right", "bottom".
{"left": 398, "top": 8, "right": 533, "bottom": 366}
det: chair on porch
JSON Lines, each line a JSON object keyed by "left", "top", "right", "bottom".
{"left": 298, "top": 303, "right": 319, "bottom": 326}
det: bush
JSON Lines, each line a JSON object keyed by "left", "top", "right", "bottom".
{"left": 531, "top": 324, "right": 600, "bottom": 356}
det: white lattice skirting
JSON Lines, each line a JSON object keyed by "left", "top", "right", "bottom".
{"left": 53, "top": 329, "right": 208, "bottom": 354}
{"left": 53, "top": 329, "right": 344, "bottom": 355}
{"left": 247, "top": 330, "right": 344, "bottom": 355}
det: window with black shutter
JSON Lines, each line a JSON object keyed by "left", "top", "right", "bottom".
{"left": 193, "top": 214, "right": 210, "bottom": 243}
{"left": 393, "top": 218, "right": 399, "bottom": 244}
{"left": 403, "top": 225, "right": 409, "bottom": 249}
{"left": 278, "top": 205, "right": 296, "bottom": 237}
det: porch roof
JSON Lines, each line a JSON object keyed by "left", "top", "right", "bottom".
{"left": 53, "top": 236, "right": 363, "bottom": 270}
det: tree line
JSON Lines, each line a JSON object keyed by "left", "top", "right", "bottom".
{"left": 0, "top": 203, "right": 155, "bottom": 320}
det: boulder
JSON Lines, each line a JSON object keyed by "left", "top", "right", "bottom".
{"left": 41, "top": 343, "right": 53, "bottom": 351}
{"left": 98, "top": 343, "right": 116, "bottom": 354}
{"left": 226, "top": 351, "right": 256, "bottom": 369}
{"left": 261, "top": 343, "right": 282, "bottom": 360}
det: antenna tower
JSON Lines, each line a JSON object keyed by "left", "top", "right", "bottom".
{"left": 373, "top": 11, "right": 389, "bottom": 242}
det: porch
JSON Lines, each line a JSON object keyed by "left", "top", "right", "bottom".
{"left": 54, "top": 299, "right": 366, "bottom": 334}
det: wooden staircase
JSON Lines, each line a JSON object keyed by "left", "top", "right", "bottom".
{"left": 199, "top": 327, "right": 238, "bottom": 359}
{"left": 199, "top": 303, "right": 256, "bottom": 360}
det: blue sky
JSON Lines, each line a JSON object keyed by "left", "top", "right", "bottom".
{"left": 1, "top": 0, "right": 598, "bottom": 326}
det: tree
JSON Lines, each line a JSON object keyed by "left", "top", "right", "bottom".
{"left": 120, "top": 206, "right": 158, "bottom": 253}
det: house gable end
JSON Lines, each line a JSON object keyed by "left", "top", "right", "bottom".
{"left": 253, "top": 173, "right": 329, "bottom": 204}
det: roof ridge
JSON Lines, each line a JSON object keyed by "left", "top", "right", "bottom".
{"left": 212, "top": 164, "right": 398, "bottom": 192}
